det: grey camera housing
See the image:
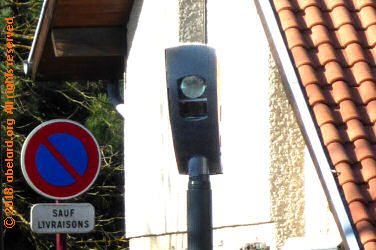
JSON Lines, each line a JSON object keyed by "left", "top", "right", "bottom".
{"left": 165, "top": 45, "right": 222, "bottom": 175}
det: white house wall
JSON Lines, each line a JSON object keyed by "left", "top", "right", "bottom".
{"left": 124, "top": 0, "right": 183, "bottom": 238}
{"left": 124, "top": 0, "right": 340, "bottom": 249}
{"left": 207, "top": 0, "right": 271, "bottom": 226}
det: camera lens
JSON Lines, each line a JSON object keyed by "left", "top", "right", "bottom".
{"left": 180, "top": 75, "right": 206, "bottom": 99}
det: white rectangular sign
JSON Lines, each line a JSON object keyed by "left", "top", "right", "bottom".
{"left": 31, "top": 203, "right": 95, "bottom": 234}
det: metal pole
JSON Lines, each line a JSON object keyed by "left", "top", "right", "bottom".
{"left": 55, "top": 200, "right": 67, "bottom": 250}
{"left": 187, "top": 156, "right": 212, "bottom": 250}
{"left": 56, "top": 233, "right": 67, "bottom": 250}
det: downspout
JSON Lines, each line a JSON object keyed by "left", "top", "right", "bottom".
{"left": 253, "top": 0, "right": 361, "bottom": 249}
{"left": 106, "top": 80, "right": 126, "bottom": 118}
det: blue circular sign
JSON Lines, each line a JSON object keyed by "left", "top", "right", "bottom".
{"left": 36, "top": 133, "right": 89, "bottom": 186}
{"left": 21, "top": 120, "right": 101, "bottom": 200}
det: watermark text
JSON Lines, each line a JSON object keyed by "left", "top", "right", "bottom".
{"left": 3, "top": 16, "right": 16, "bottom": 229}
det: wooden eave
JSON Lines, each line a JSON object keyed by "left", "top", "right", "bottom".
{"left": 25, "top": 0, "right": 134, "bottom": 81}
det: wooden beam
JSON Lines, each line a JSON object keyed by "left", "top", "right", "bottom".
{"left": 51, "top": 27, "right": 123, "bottom": 57}
{"left": 53, "top": 0, "right": 134, "bottom": 27}
{"left": 36, "top": 36, "right": 123, "bottom": 80}
{"left": 37, "top": 56, "right": 123, "bottom": 80}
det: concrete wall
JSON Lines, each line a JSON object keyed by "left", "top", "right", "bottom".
{"left": 268, "top": 42, "right": 341, "bottom": 250}
{"left": 179, "top": 0, "right": 206, "bottom": 43}
{"left": 268, "top": 55, "right": 306, "bottom": 249}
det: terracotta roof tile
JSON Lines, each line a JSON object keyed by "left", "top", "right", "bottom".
{"left": 336, "top": 162, "right": 359, "bottom": 185}
{"left": 331, "top": 5, "right": 353, "bottom": 29}
{"left": 291, "top": 46, "right": 312, "bottom": 67}
{"left": 361, "top": 158, "right": 376, "bottom": 182}
{"left": 285, "top": 28, "right": 306, "bottom": 49}
{"left": 338, "top": 126, "right": 351, "bottom": 142}
{"left": 342, "top": 182, "right": 368, "bottom": 203}
{"left": 352, "top": 87, "right": 364, "bottom": 105}
{"left": 372, "top": 124, "right": 376, "bottom": 141}
{"left": 351, "top": 11, "right": 364, "bottom": 31}
{"left": 360, "top": 106, "right": 373, "bottom": 124}
{"left": 354, "top": 139, "right": 375, "bottom": 162}
{"left": 351, "top": 62, "right": 375, "bottom": 85}
{"left": 353, "top": 0, "right": 375, "bottom": 10}
{"left": 332, "top": 81, "right": 353, "bottom": 103}
{"left": 279, "top": 9, "right": 300, "bottom": 31}
{"left": 305, "top": 83, "right": 326, "bottom": 105}
{"left": 327, "top": 142, "right": 351, "bottom": 165}
{"left": 349, "top": 201, "right": 371, "bottom": 224}
{"left": 353, "top": 164, "right": 366, "bottom": 183}
{"left": 368, "top": 49, "right": 376, "bottom": 66}
{"left": 309, "top": 24, "right": 332, "bottom": 47}
{"left": 272, "top": 0, "right": 376, "bottom": 246}
{"left": 273, "top": 0, "right": 295, "bottom": 12}
{"left": 366, "top": 100, "right": 376, "bottom": 123}
{"left": 321, "top": 122, "right": 341, "bottom": 146}
{"left": 321, "top": 86, "right": 336, "bottom": 105}
{"left": 366, "top": 125, "right": 376, "bottom": 143}
{"left": 368, "top": 201, "right": 376, "bottom": 219}
{"left": 339, "top": 100, "right": 361, "bottom": 122}
{"left": 356, "top": 220, "right": 376, "bottom": 245}
{"left": 321, "top": 0, "right": 347, "bottom": 11}
{"left": 303, "top": 6, "right": 325, "bottom": 29}
{"left": 296, "top": 0, "right": 321, "bottom": 11}
{"left": 368, "top": 178, "right": 376, "bottom": 201}
{"left": 323, "top": 61, "right": 346, "bottom": 84}
{"left": 315, "top": 43, "right": 339, "bottom": 66}
{"left": 312, "top": 103, "right": 336, "bottom": 126}
{"left": 364, "top": 241, "right": 376, "bottom": 250}
{"left": 347, "top": 119, "right": 368, "bottom": 142}
{"left": 358, "top": 81, "right": 376, "bottom": 104}
{"left": 344, "top": 43, "right": 367, "bottom": 67}
{"left": 345, "top": 143, "right": 359, "bottom": 163}
{"left": 365, "top": 24, "right": 376, "bottom": 47}
{"left": 359, "top": 6, "right": 376, "bottom": 29}
{"left": 337, "top": 24, "right": 360, "bottom": 47}
{"left": 298, "top": 64, "right": 319, "bottom": 86}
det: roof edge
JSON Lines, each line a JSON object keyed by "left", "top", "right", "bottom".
{"left": 253, "top": 0, "right": 361, "bottom": 249}
{"left": 24, "top": 0, "right": 57, "bottom": 78}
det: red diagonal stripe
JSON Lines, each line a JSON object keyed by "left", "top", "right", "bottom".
{"left": 42, "top": 139, "right": 81, "bottom": 181}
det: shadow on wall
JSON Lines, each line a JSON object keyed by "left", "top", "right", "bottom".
{"left": 126, "top": 0, "right": 144, "bottom": 57}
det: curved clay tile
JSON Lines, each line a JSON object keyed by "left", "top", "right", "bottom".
{"left": 272, "top": 1, "right": 376, "bottom": 247}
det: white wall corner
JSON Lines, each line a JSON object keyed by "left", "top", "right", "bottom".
{"left": 125, "top": 0, "right": 274, "bottom": 247}
{"left": 304, "top": 147, "right": 341, "bottom": 242}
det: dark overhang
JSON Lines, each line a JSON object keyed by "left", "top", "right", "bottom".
{"left": 25, "top": 0, "right": 134, "bottom": 81}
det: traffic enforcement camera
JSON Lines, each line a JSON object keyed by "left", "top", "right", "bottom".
{"left": 165, "top": 45, "right": 221, "bottom": 175}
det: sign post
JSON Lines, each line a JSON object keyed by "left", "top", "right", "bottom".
{"left": 21, "top": 120, "right": 100, "bottom": 249}
{"left": 55, "top": 200, "right": 66, "bottom": 250}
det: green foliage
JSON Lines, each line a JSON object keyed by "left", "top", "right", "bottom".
{"left": 85, "top": 92, "right": 123, "bottom": 148}
{"left": 1, "top": 1, "right": 126, "bottom": 249}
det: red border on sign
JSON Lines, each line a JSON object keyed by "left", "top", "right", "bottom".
{"left": 23, "top": 121, "right": 100, "bottom": 199}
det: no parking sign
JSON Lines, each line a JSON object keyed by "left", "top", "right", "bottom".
{"left": 21, "top": 120, "right": 101, "bottom": 200}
